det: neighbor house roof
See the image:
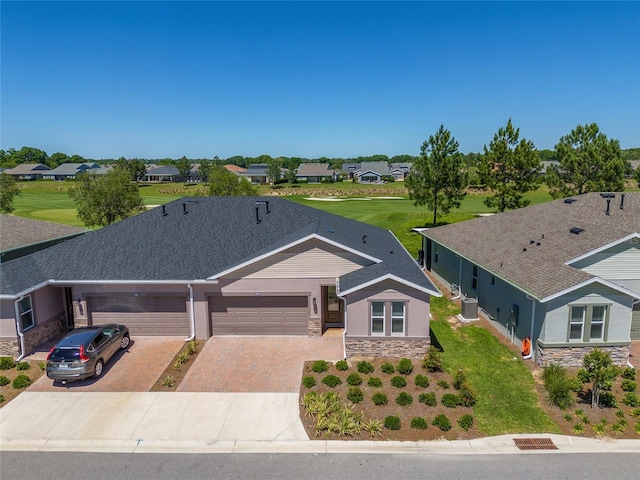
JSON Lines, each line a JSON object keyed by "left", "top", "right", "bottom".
{"left": 296, "top": 163, "right": 333, "bottom": 177}
{"left": 358, "top": 162, "right": 390, "bottom": 177}
{"left": 422, "top": 192, "right": 640, "bottom": 301}
{"left": 145, "top": 166, "right": 179, "bottom": 176}
{"left": 3, "top": 164, "right": 51, "bottom": 175}
{"left": 45, "top": 163, "right": 99, "bottom": 175}
{"left": 0, "top": 197, "right": 440, "bottom": 299}
{"left": 225, "top": 164, "right": 246, "bottom": 173}
{"left": 242, "top": 164, "right": 268, "bottom": 175}
{"left": 0, "top": 215, "right": 87, "bottom": 252}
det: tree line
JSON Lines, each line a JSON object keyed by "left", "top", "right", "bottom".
{"left": 407, "top": 120, "right": 639, "bottom": 227}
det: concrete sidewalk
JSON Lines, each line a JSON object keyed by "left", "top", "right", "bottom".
{"left": 2, "top": 392, "right": 640, "bottom": 454}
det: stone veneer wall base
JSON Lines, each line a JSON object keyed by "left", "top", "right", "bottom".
{"left": 536, "top": 344, "right": 630, "bottom": 368}
{"left": 0, "top": 339, "right": 20, "bottom": 357}
{"left": 308, "top": 318, "right": 321, "bottom": 338}
{"left": 346, "top": 338, "right": 430, "bottom": 358}
{"left": 23, "top": 314, "right": 67, "bottom": 356}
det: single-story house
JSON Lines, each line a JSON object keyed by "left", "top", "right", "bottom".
{"left": 143, "top": 166, "right": 180, "bottom": 182}
{"left": 42, "top": 163, "right": 101, "bottom": 181}
{"left": 0, "top": 197, "right": 440, "bottom": 360}
{"left": 3, "top": 163, "right": 51, "bottom": 180}
{"left": 390, "top": 163, "right": 412, "bottom": 181}
{"left": 225, "top": 164, "right": 246, "bottom": 175}
{"left": 296, "top": 163, "right": 335, "bottom": 183}
{"left": 420, "top": 192, "right": 640, "bottom": 367}
{"left": 355, "top": 162, "right": 390, "bottom": 183}
{"left": 240, "top": 164, "right": 269, "bottom": 184}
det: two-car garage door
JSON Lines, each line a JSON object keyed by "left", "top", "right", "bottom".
{"left": 210, "top": 296, "right": 309, "bottom": 335}
{"left": 89, "top": 296, "right": 189, "bottom": 336}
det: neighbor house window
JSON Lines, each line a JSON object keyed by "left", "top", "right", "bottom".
{"left": 434, "top": 244, "right": 439, "bottom": 263}
{"left": 471, "top": 265, "right": 478, "bottom": 291}
{"left": 569, "top": 306, "right": 585, "bottom": 341}
{"left": 19, "top": 295, "right": 35, "bottom": 331}
{"left": 371, "top": 302, "right": 385, "bottom": 335}
{"left": 391, "top": 302, "right": 406, "bottom": 335}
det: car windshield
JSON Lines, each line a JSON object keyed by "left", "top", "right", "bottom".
{"left": 49, "top": 348, "right": 81, "bottom": 361}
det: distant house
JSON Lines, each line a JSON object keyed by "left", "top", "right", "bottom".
{"left": 241, "top": 164, "right": 269, "bottom": 184}
{"left": 225, "top": 164, "right": 246, "bottom": 175}
{"left": 420, "top": 192, "right": 640, "bottom": 368}
{"left": 42, "top": 163, "right": 100, "bottom": 181}
{"left": 143, "top": 166, "right": 180, "bottom": 183}
{"left": 339, "top": 162, "right": 411, "bottom": 183}
{"left": 3, "top": 163, "right": 51, "bottom": 180}
{"left": 296, "top": 163, "right": 335, "bottom": 183}
{"left": 390, "top": 163, "right": 412, "bottom": 181}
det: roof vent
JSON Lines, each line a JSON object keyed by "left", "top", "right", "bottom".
{"left": 522, "top": 247, "right": 527, "bottom": 252}
{"left": 620, "top": 193, "right": 625, "bottom": 210}
{"left": 162, "top": 205, "right": 167, "bottom": 216}
{"left": 564, "top": 198, "right": 576, "bottom": 204}
{"left": 255, "top": 200, "right": 270, "bottom": 213}
{"left": 606, "top": 198, "right": 611, "bottom": 216}
{"left": 570, "top": 227, "right": 584, "bottom": 235}
{"left": 600, "top": 193, "right": 615, "bottom": 198}
{"left": 529, "top": 240, "right": 535, "bottom": 245}
{"left": 362, "top": 235, "right": 367, "bottom": 244}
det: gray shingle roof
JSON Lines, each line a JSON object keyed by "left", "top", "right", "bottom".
{"left": 45, "top": 163, "right": 99, "bottom": 175}
{"left": 296, "top": 163, "right": 333, "bottom": 176}
{"left": 0, "top": 197, "right": 439, "bottom": 298}
{"left": 4, "top": 164, "right": 51, "bottom": 175}
{"left": 0, "top": 215, "right": 87, "bottom": 251}
{"left": 423, "top": 192, "right": 640, "bottom": 300}
{"left": 145, "top": 166, "right": 179, "bottom": 176}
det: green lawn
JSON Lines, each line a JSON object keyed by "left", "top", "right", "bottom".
{"left": 429, "top": 296, "right": 560, "bottom": 435}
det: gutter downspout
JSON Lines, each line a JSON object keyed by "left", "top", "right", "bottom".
{"left": 451, "top": 256, "right": 462, "bottom": 300}
{"left": 186, "top": 283, "right": 196, "bottom": 341}
{"left": 523, "top": 294, "right": 536, "bottom": 360}
{"left": 14, "top": 297, "right": 26, "bottom": 361}
{"left": 341, "top": 297, "right": 348, "bottom": 360}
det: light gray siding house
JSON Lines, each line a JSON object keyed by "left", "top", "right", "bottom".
{"left": 0, "top": 197, "right": 440, "bottom": 360}
{"left": 42, "top": 163, "right": 100, "bottom": 180}
{"left": 420, "top": 192, "right": 640, "bottom": 367}
{"left": 3, "top": 163, "right": 51, "bottom": 180}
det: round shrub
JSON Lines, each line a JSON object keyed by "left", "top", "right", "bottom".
{"left": 415, "top": 374, "right": 430, "bottom": 388}
{"left": 346, "top": 373, "right": 363, "bottom": 386}
{"left": 16, "top": 361, "right": 31, "bottom": 371}
{"left": 12, "top": 374, "right": 32, "bottom": 389}
{"left": 335, "top": 360, "right": 349, "bottom": 371}
{"left": 368, "top": 377, "right": 383, "bottom": 388}
{"left": 441, "top": 393, "right": 459, "bottom": 408}
{"left": 437, "top": 379, "right": 450, "bottom": 389}
{"left": 422, "top": 348, "right": 443, "bottom": 372}
{"left": 0, "top": 394, "right": 4, "bottom": 403}
{"left": 397, "top": 358, "right": 414, "bottom": 375}
{"left": 372, "top": 392, "right": 388, "bottom": 406}
{"left": 458, "top": 414, "right": 474, "bottom": 431}
{"left": 321, "top": 375, "right": 342, "bottom": 388}
{"left": 621, "top": 380, "right": 637, "bottom": 392}
{"left": 390, "top": 376, "right": 407, "bottom": 388}
{"left": 384, "top": 415, "right": 401, "bottom": 430}
{"left": 621, "top": 367, "right": 636, "bottom": 380}
{"left": 302, "top": 376, "right": 316, "bottom": 388}
{"left": 419, "top": 392, "right": 437, "bottom": 407}
{"left": 0, "top": 357, "right": 16, "bottom": 370}
{"left": 599, "top": 391, "right": 619, "bottom": 408}
{"left": 0, "top": 375, "right": 10, "bottom": 386}
{"left": 410, "top": 417, "right": 428, "bottom": 429}
{"left": 381, "top": 362, "right": 395, "bottom": 374}
{"left": 311, "top": 360, "right": 329, "bottom": 373}
{"left": 396, "top": 392, "right": 414, "bottom": 406}
{"left": 622, "top": 392, "right": 640, "bottom": 407}
{"left": 432, "top": 414, "right": 452, "bottom": 432}
{"left": 347, "top": 387, "right": 364, "bottom": 403}
{"left": 453, "top": 369, "right": 467, "bottom": 390}
{"left": 357, "top": 361, "right": 374, "bottom": 374}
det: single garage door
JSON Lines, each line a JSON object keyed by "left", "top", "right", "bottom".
{"left": 631, "top": 303, "right": 640, "bottom": 341}
{"left": 89, "top": 296, "right": 189, "bottom": 336}
{"left": 210, "top": 296, "right": 309, "bottom": 335}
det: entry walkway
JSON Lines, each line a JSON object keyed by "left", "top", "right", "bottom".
{"left": 177, "top": 334, "right": 344, "bottom": 393}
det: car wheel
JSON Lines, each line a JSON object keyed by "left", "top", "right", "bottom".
{"left": 93, "top": 360, "right": 104, "bottom": 378}
{"left": 120, "top": 334, "right": 130, "bottom": 350}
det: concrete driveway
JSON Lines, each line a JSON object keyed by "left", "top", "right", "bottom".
{"left": 28, "top": 337, "right": 185, "bottom": 392}
{"left": 178, "top": 334, "right": 344, "bottom": 393}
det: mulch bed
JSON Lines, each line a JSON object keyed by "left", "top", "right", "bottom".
{"left": 150, "top": 339, "right": 205, "bottom": 392}
{"left": 0, "top": 360, "right": 45, "bottom": 407}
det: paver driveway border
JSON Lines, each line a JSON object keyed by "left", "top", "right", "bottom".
{"left": 177, "top": 335, "right": 344, "bottom": 393}
{"left": 26, "top": 337, "right": 185, "bottom": 392}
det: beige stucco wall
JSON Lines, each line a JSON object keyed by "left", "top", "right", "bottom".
{"left": 344, "top": 279, "right": 430, "bottom": 338}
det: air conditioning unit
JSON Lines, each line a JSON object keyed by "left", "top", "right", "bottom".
{"left": 460, "top": 297, "right": 478, "bottom": 320}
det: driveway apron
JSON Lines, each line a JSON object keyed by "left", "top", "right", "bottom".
{"left": 27, "top": 337, "right": 185, "bottom": 392}
{"left": 178, "top": 335, "right": 344, "bottom": 392}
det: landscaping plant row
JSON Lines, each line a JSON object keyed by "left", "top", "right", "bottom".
{"left": 0, "top": 356, "right": 41, "bottom": 404}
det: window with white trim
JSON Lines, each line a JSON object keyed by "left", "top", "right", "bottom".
{"left": 19, "top": 295, "right": 35, "bottom": 331}
{"left": 568, "top": 304, "right": 609, "bottom": 342}
{"left": 391, "top": 302, "right": 405, "bottom": 335}
{"left": 569, "top": 306, "right": 585, "bottom": 341}
{"left": 371, "top": 302, "right": 385, "bottom": 335}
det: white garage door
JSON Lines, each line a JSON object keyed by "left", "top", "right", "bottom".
{"left": 210, "top": 296, "right": 309, "bottom": 335}
{"left": 89, "top": 296, "right": 189, "bottom": 336}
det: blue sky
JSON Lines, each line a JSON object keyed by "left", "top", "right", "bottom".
{"left": 1, "top": 1, "right": 638, "bottom": 159}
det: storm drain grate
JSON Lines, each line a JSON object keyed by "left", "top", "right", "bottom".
{"left": 513, "top": 438, "right": 558, "bottom": 450}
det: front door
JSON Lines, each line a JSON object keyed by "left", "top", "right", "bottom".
{"left": 63, "top": 287, "right": 75, "bottom": 330}
{"left": 322, "top": 286, "right": 344, "bottom": 328}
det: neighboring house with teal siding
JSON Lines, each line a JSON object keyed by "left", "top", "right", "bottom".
{"left": 420, "top": 192, "right": 640, "bottom": 367}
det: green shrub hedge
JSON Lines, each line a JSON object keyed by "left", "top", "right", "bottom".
{"left": 432, "top": 414, "right": 452, "bottom": 431}
{"left": 372, "top": 392, "right": 388, "bottom": 406}
{"left": 381, "top": 362, "right": 395, "bottom": 374}
{"left": 335, "top": 360, "right": 349, "bottom": 371}
{"left": 368, "top": 377, "right": 383, "bottom": 388}
{"left": 410, "top": 417, "right": 428, "bottom": 429}
{"left": 311, "top": 360, "right": 329, "bottom": 373}
{"left": 346, "top": 373, "right": 363, "bottom": 386}
{"left": 302, "top": 376, "right": 316, "bottom": 388}
{"left": 321, "top": 375, "right": 342, "bottom": 388}
{"left": 415, "top": 374, "right": 430, "bottom": 388}
{"left": 418, "top": 392, "right": 437, "bottom": 407}
{"left": 357, "top": 361, "right": 374, "bottom": 374}
{"left": 390, "top": 376, "right": 407, "bottom": 388}
{"left": 347, "top": 387, "right": 364, "bottom": 403}
{"left": 384, "top": 416, "right": 401, "bottom": 430}
{"left": 397, "top": 358, "right": 414, "bottom": 375}
{"left": 12, "top": 374, "right": 31, "bottom": 389}
{"left": 458, "top": 414, "right": 474, "bottom": 431}
{"left": 395, "top": 392, "right": 413, "bottom": 406}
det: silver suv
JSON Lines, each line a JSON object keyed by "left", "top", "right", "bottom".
{"left": 46, "top": 324, "right": 130, "bottom": 384}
